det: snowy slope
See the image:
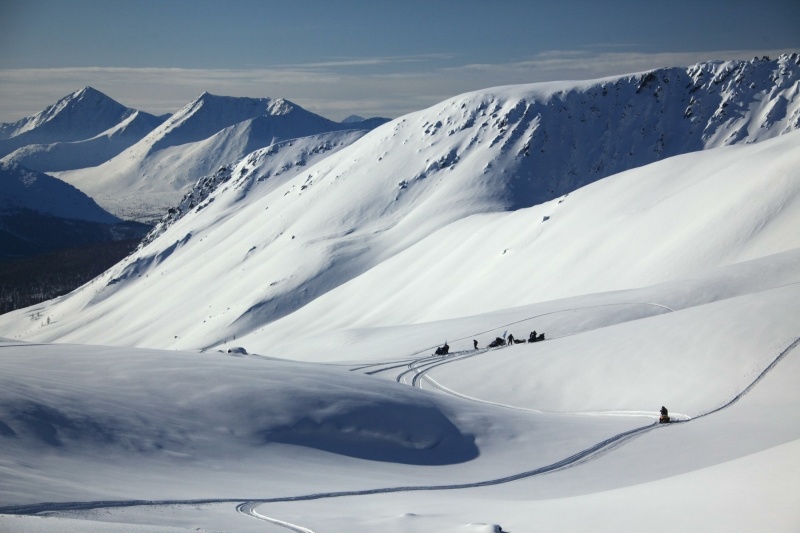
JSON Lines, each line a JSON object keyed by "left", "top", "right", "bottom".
{"left": 46, "top": 55, "right": 800, "bottom": 225}
{"left": 243, "top": 128, "right": 800, "bottom": 345}
{"left": 1, "top": 123, "right": 797, "bottom": 353}
{"left": 1, "top": 58, "right": 799, "bottom": 533}
{"left": 0, "top": 256, "right": 798, "bottom": 530}
{"left": 0, "top": 87, "right": 162, "bottom": 160}
{"left": 2, "top": 110, "right": 167, "bottom": 172}
{"left": 0, "top": 162, "right": 118, "bottom": 224}
{"left": 139, "top": 129, "right": 373, "bottom": 247}
{"left": 54, "top": 93, "right": 388, "bottom": 221}
{"left": 0, "top": 162, "right": 147, "bottom": 257}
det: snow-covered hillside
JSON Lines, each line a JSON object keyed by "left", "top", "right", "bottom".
{"left": 0, "top": 249, "right": 798, "bottom": 530}
{"left": 0, "top": 87, "right": 164, "bottom": 164}
{"left": 0, "top": 162, "right": 150, "bottom": 257}
{"left": 2, "top": 82, "right": 797, "bottom": 351}
{"left": 2, "top": 110, "right": 166, "bottom": 172}
{"left": 1, "top": 56, "right": 800, "bottom": 532}
{"left": 139, "top": 129, "right": 374, "bottom": 247}
{"left": 0, "top": 162, "right": 118, "bottom": 224}
{"left": 53, "top": 93, "right": 389, "bottom": 221}
{"left": 33, "top": 55, "right": 800, "bottom": 226}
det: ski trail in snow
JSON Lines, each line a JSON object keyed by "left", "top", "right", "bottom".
{"left": 0, "top": 422, "right": 659, "bottom": 515}
{"left": 392, "top": 346, "right": 687, "bottom": 419}
{"left": 420, "top": 371, "right": 689, "bottom": 419}
{"left": 237, "top": 501, "right": 315, "bottom": 532}
{"left": 2, "top": 337, "right": 797, "bottom": 520}
{"left": 409, "top": 350, "right": 492, "bottom": 387}
{"left": 395, "top": 351, "right": 482, "bottom": 385}
{"left": 417, "top": 336, "right": 800, "bottom": 423}
{"left": 694, "top": 335, "right": 800, "bottom": 419}
{"left": 350, "top": 357, "right": 419, "bottom": 372}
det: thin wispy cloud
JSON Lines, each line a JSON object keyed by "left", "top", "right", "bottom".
{"left": 289, "top": 53, "right": 455, "bottom": 69}
{"left": 448, "top": 49, "right": 796, "bottom": 77}
{"left": 0, "top": 49, "right": 794, "bottom": 123}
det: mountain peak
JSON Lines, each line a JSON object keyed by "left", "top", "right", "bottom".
{"left": 75, "top": 86, "right": 103, "bottom": 97}
{"left": 0, "top": 87, "right": 137, "bottom": 153}
{"left": 61, "top": 86, "right": 121, "bottom": 108}
{"left": 267, "top": 98, "right": 295, "bottom": 115}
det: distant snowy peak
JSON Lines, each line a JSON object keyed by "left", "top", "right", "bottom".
{"left": 0, "top": 87, "right": 121, "bottom": 138}
{"left": 1, "top": 109, "right": 168, "bottom": 173}
{"left": 145, "top": 93, "right": 303, "bottom": 152}
{"left": 54, "top": 92, "right": 390, "bottom": 221}
{"left": 0, "top": 87, "right": 127, "bottom": 141}
{"left": 267, "top": 98, "right": 296, "bottom": 115}
{"left": 0, "top": 161, "right": 118, "bottom": 224}
{"left": 0, "top": 87, "right": 163, "bottom": 159}
{"left": 342, "top": 114, "right": 392, "bottom": 128}
{"left": 154, "top": 93, "right": 380, "bottom": 147}
{"left": 134, "top": 92, "right": 383, "bottom": 175}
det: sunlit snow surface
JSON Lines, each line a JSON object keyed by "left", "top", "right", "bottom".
{"left": 2, "top": 60, "right": 800, "bottom": 530}
{"left": 36, "top": 55, "right": 800, "bottom": 224}
{"left": 1, "top": 270, "right": 799, "bottom": 531}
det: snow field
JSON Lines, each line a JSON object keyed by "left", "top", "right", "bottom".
{"left": 1, "top": 59, "right": 800, "bottom": 531}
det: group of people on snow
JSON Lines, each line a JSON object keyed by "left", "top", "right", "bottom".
{"left": 435, "top": 330, "right": 547, "bottom": 354}
{"left": 485, "top": 330, "right": 545, "bottom": 348}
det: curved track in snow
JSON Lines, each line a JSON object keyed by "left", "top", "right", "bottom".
{"left": 2, "top": 336, "right": 797, "bottom": 527}
{"left": 236, "top": 501, "right": 316, "bottom": 532}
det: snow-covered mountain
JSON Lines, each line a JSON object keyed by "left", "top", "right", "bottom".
{"left": 139, "top": 129, "right": 373, "bottom": 247}
{"left": 0, "top": 162, "right": 118, "bottom": 224}
{"left": 0, "top": 162, "right": 148, "bottom": 257}
{"left": 2, "top": 109, "right": 167, "bottom": 172}
{"left": 59, "top": 54, "right": 800, "bottom": 223}
{"left": 1, "top": 65, "right": 797, "bottom": 349}
{"left": 1, "top": 125, "right": 799, "bottom": 533}
{"left": 53, "top": 93, "right": 390, "bottom": 222}
{"left": 0, "top": 87, "right": 166, "bottom": 166}
{"left": 1, "top": 56, "right": 800, "bottom": 532}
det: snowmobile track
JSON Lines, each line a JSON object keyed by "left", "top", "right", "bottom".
{"left": 237, "top": 501, "right": 316, "bottom": 532}
{"left": 1, "top": 336, "right": 796, "bottom": 520}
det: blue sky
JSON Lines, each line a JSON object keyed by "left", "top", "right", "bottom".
{"left": 1, "top": 0, "right": 798, "bottom": 122}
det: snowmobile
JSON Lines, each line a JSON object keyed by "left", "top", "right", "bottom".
{"left": 488, "top": 337, "right": 505, "bottom": 348}
{"left": 659, "top": 406, "right": 671, "bottom": 423}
